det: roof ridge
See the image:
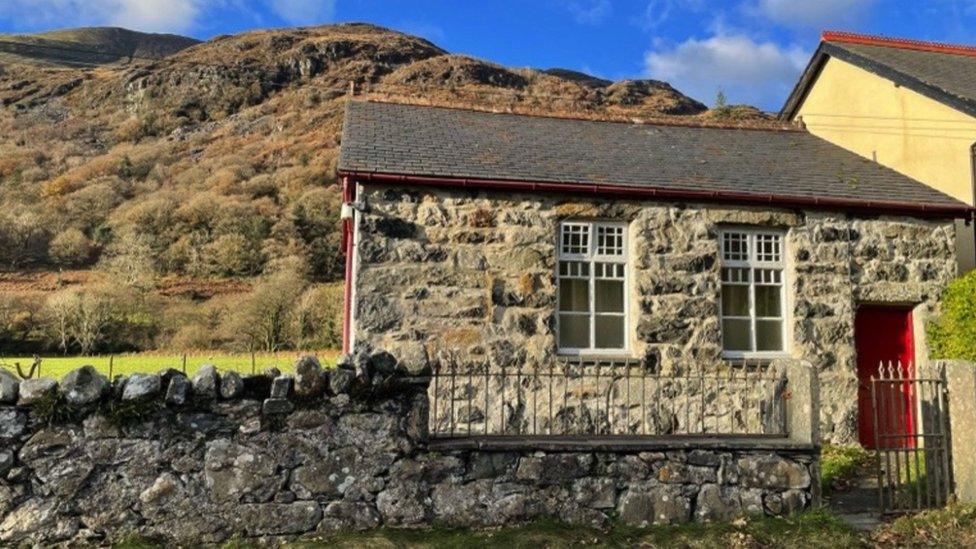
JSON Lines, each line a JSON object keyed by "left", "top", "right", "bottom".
{"left": 823, "top": 30, "right": 976, "bottom": 58}
{"left": 352, "top": 99, "right": 804, "bottom": 133}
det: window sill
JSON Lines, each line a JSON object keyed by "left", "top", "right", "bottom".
{"left": 556, "top": 352, "right": 640, "bottom": 364}
{"left": 721, "top": 352, "right": 792, "bottom": 363}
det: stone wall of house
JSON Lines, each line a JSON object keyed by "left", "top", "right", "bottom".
{"left": 0, "top": 360, "right": 817, "bottom": 545}
{"left": 353, "top": 185, "right": 957, "bottom": 443}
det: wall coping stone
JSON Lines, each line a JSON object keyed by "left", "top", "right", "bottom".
{"left": 427, "top": 435, "right": 819, "bottom": 453}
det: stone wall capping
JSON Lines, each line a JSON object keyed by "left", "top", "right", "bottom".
{"left": 165, "top": 375, "right": 190, "bottom": 406}
{"left": 191, "top": 364, "right": 220, "bottom": 398}
{"left": 60, "top": 365, "right": 109, "bottom": 406}
{"left": 122, "top": 373, "right": 162, "bottom": 401}
{"left": 426, "top": 435, "right": 820, "bottom": 454}
{"left": 0, "top": 368, "right": 20, "bottom": 404}
{"left": 220, "top": 371, "right": 245, "bottom": 400}
{"left": 17, "top": 377, "right": 56, "bottom": 406}
{"left": 270, "top": 375, "right": 294, "bottom": 399}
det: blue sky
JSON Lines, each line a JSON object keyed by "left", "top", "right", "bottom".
{"left": 2, "top": 1, "right": 976, "bottom": 111}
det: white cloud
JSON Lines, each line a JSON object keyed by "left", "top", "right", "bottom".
{"left": 266, "top": 0, "right": 337, "bottom": 26}
{"left": 638, "top": 0, "right": 705, "bottom": 29}
{"left": 565, "top": 0, "right": 612, "bottom": 25}
{"left": 1, "top": 0, "right": 203, "bottom": 34}
{"left": 0, "top": 0, "right": 339, "bottom": 34}
{"left": 752, "top": 0, "right": 878, "bottom": 29}
{"left": 644, "top": 32, "right": 809, "bottom": 110}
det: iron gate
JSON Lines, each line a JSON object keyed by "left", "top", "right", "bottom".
{"left": 871, "top": 361, "right": 953, "bottom": 515}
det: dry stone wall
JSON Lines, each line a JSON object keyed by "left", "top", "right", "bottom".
{"left": 0, "top": 356, "right": 817, "bottom": 545}
{"left": 353, "top": 185, "right": 957, "bottom": 443}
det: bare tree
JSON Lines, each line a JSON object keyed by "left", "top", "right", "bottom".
{"left": 226, "top": 268, "right": 305, "bottom": 352}
{"left": 44, "top": 290, "right": 79, "bottom": 354}
{"left": 72, "top": 290, "right": 113, "bottom": 355}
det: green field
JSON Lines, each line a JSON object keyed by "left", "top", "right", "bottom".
{"left": 0, "top": 350, "right": 340, "bottom": 380}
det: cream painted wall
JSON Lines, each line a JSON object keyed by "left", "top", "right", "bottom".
{"left": 794, "top": 56, "right": 976, "bottom": 272}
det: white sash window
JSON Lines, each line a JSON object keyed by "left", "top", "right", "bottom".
{"left": 557, "top": 222, "right": 628, "bottom": 354}
{"left": 719, "top": 229, "right": 788, "bottom": 358}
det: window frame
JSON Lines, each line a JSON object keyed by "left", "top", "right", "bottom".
{"left": 718, "top": 227, "right": 790, "bottom": 360}
{"left": 556, "top": 221, "right": 630, "bottom": 356}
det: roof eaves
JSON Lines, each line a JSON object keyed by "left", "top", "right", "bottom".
{"left": 778, "top": 44, "right": 830, "bottom": 120}
{"left": 338, "top": 169, "right": 974, "bottom": 219}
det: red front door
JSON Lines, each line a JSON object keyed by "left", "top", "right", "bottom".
{"left": 855, "top": 305, "right": 915, "bottom": 449}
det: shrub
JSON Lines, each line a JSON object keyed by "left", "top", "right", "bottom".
{"left": 292, "top": 283, "right": 343, "bottom": 349}
{"left": 928, "top": 270, "right": 976, "bottom": 360}
{"left": 203, "top": 233, "right": 262, "bottom": 276}
{"left": 49, "top": 228, "right": 94, "bottom": 267}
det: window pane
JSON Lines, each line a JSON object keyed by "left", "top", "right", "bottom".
{"left": 721, "top": 284, "right": 749, "bottom": 316}
{"left": 595, "top": 315, "right": 624, "bottom": 348}
{"left": 595, "top": 280, "right": 624, "bottom": 312}
{"left": 756, "top": 234, "right": 782, "bottom": 262}
{"left": 755, "top": 284, "right": 782, "bottom": 317}
{"left": 559, "top": 279, "right": 589, "bottom": 312}
{"left": 561, "top": 224, "right": 589, "bottom": 255}
{"left": 597, "top": 225, "right": 624, "bottom": 256}
{"left": 559, "top": 314, "right": 590, "bottom": 348}
{"left": 722, "top": 232, "right": 748, "bottom": 261}
{"left": 756, "top": 320, "right": 783, "bottom": 351}
{"left": 722, "top": 319, "right": 751, "bottom": 351}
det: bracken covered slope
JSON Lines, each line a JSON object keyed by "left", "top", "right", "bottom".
{"left": 0, "top": 23, "right": 771, "bottom": 285}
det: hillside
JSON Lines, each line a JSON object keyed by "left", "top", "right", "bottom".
{"left": 0, "top": 22, "right": 775, "bottom": 354}
{"left": 0, "top": 26, "right": 200, "bottom": 67}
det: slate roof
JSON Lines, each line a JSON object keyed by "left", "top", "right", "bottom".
{"left": 339, "top": 101, "right": 967, "bottom": 213}
{"left": 782, "top": 32, "right": 976, "bottom": 120}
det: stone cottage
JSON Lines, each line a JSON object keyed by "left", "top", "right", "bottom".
{"left": 336, "top": 100, "right": 972, "bottom": 444}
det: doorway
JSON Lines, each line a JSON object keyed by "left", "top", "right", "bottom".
{"left": 854, "top": 305, "right": 915, "bottom": 449}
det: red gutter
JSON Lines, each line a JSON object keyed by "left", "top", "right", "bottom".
{"left": 341, "top": 176, "right": 355, "bottom": 354}
{"left": 823, "top": 30, "right": 976, "bottom": 59}
{"left": 338, "top": 170, "right": 974, "bottom": 219}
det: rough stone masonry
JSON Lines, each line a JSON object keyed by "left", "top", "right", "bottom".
{"left": 351, "top": 185, "right": 957, "bottom": 443}
{"left": 0, "top": 355, "right": 817, "bottom": 545}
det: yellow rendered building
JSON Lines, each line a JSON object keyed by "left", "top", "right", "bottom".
{"left": 781, "top": 31, "right": 976, "bottom": 271}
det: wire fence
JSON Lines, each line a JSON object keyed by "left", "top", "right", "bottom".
{"left": 0, "top": 350, "right": 340, "bottom": 380}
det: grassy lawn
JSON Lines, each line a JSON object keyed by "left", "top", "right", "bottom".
{"left": 115, "top": 510, "right": 865, "bottom": 548}
{"left": 0, "top": 350, "right": 340, "bottom": 380}
{"left": 114, "top": 505, "right": 976, "bottom": 547}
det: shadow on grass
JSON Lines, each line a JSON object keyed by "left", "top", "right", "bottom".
{"left": 115, "top": 509, "right": 866, "bottom": 548}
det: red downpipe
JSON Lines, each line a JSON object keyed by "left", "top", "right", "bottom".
{"left": 341, "top": 176, "right": 355, "bottom": 354}
{"left": 337, "top": 170, "right": 974, "bottom": 220}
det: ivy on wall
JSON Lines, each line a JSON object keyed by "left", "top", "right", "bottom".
{"left": 928, "top": 270, "right": 976, "bottom": 361}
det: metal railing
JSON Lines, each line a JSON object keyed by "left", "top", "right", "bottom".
{"left": 429, "top": 357, "right": 789, "bottom": 439}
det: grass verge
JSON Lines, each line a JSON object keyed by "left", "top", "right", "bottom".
{"left": 872, "top": 502, "right": 976, "bottom": 547}
{"left": 821, "top": 444, "right": 873, "bottom": 492}
{"left": 256, "top": 510, "right": 861, "bottom": 548}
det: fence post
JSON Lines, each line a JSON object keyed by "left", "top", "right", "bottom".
{"left": 780, "top": 359, "right": 821, "bottom": 506}
{"left": 780, "top": 359, "right": 820, "bottom": 446}
{"left": 943, "top": 360, "right": 976, "bottom": 503}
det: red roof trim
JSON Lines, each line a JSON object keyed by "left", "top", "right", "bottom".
{"left": 339, "top": 170, "right": 974, "bottom": 219}
{"left": 822, "top": 30, "right": 976, "bottom": 58}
